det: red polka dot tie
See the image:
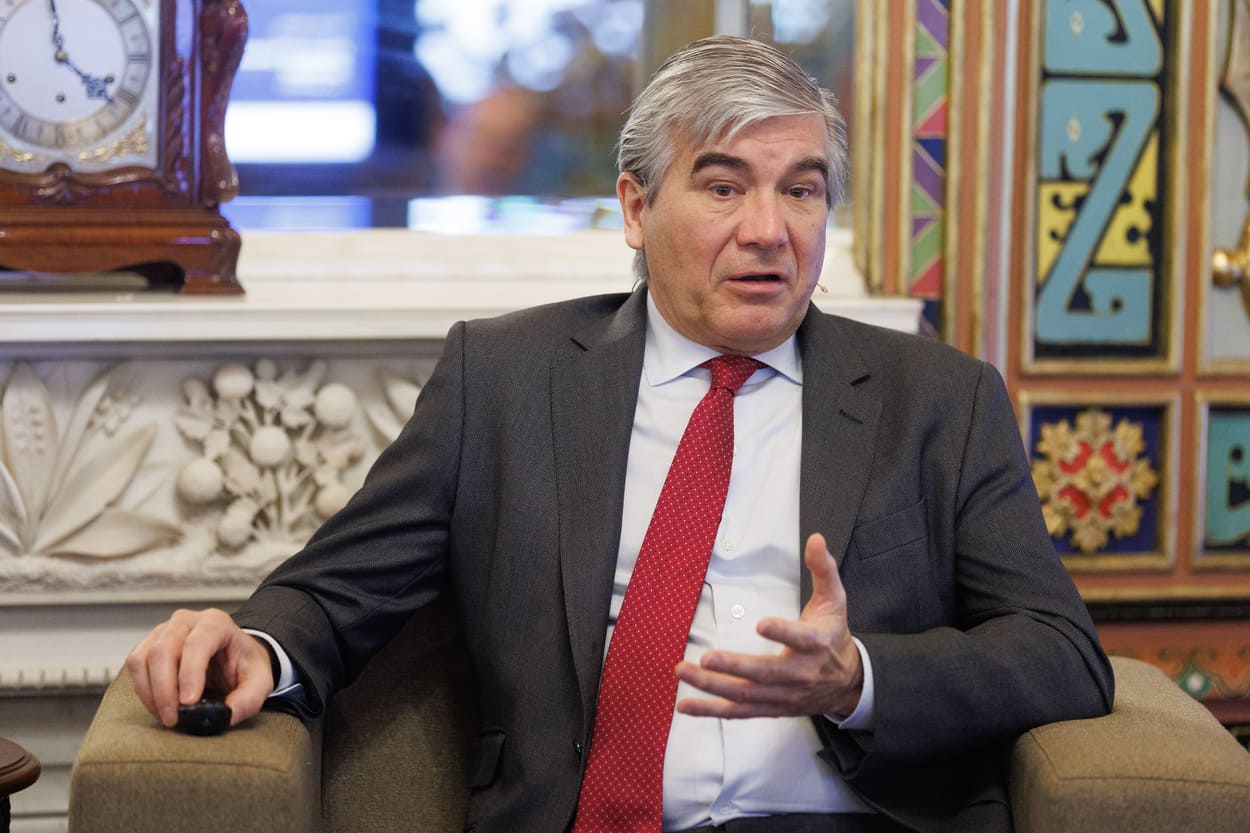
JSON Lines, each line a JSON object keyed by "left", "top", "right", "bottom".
{"left": 572, "top": 354, "right": 764, "bottom": 833}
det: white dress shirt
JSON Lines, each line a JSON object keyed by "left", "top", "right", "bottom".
{"left": 613, "top": 296, "right": 873, "bottom": 830}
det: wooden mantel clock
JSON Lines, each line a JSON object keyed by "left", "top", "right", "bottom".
{"left": 0, "top": 0, "right": 248, "bottom": 294}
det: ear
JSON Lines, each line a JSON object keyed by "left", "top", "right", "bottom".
{"left": 617, "top": 172, "right": 647, "bottom": 251}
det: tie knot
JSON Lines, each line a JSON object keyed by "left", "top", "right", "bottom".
{"left": 702, "top": 355, "right": 764, "bottom": 395}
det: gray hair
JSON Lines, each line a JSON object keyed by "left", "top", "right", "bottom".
{"left": 618, "top": 35, "right": 849, "bottom": 281}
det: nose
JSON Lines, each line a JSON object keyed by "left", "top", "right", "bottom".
{"left": 736, "top": 192, "right": 789, "bottom": 250}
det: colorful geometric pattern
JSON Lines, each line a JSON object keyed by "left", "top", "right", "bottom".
{"left": 910, "top": 0, "right": 949, "bottom": 321}
{"left": 1204, "top": 406, "right": 1250, "bottom": 553}
{"left": 1106, "top": 645, "right": 1250, "bottom": 706}
{"left": 1032, "top": 0, "right": 1169, "bottom": 363}
{"left": 1028, "top": 403, "right": 1165, "bottom": 556}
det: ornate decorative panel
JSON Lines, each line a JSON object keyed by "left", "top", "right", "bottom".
{"left": 908, "top": 0, "right": 950, "bottom": 333}
{"left": 1025, "top": 0, "right": 1177, "bottom": 372}
{"left": 1022, "top": 394, "right": 1175, "bottom": 571}
{"left": 1199, "top": 397, "right": 1250, "bottom": 569}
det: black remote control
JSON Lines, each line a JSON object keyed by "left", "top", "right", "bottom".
{"left": 175, "top": 694, "right": 232, "bottom": 736}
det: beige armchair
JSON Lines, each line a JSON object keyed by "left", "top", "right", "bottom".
{"left": 69, "top": 598, "right": 1250, "bottom": 833}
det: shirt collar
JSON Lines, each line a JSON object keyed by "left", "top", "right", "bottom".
{"left": 643, "top": 291, "right": 803, "bottom": 387}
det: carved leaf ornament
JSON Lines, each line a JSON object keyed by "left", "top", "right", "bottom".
{"left": 0, "top": 364, "right": 181, "bottom": 559}
{"left": 364, "top": 367, "right": 423, "bottom": 444}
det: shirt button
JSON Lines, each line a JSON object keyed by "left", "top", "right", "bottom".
{"left": 730, "top": 604, "right": 746, "bottom": 620}
{"left": 722, "top": 540, "right": 735, "bottom": 553}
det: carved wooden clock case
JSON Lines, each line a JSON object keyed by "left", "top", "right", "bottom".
{"left": 0, "top": 0, "right": 248, "bottom": 294}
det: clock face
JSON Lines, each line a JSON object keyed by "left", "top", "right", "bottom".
{"left": 0, "top": 0, "right": 160, "bottom": 172}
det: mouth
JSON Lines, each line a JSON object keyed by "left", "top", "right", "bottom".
{"left": 729, "top": 273, "right": 784, "bottom": 283}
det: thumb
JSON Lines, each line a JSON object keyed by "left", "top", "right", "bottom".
{"left": 224, "top": 670, "right": 269, "bottom": 727}
{"left": 222, "top": 637, "right": 274, "bottom": 726}
{"left": 803, "top": 532, "right": 846, "bottom": 609}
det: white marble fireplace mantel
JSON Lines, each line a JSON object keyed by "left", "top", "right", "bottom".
{"left": 0, "top": 228, "right": 918, "bottom": 346}
{"left": 0, "top": 227, "right": 919, "bottom": 833}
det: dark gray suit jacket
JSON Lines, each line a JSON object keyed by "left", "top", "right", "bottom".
{"left": 234, "top": 288, "right": 1113, "bottom": 833}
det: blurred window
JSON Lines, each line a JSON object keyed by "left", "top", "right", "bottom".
{"left": 223, "top": 0, "right": 854, "bottom": 232}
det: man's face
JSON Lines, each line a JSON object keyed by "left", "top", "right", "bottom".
{"left": 618, "top": 113, "right": 830, "bottom": 356}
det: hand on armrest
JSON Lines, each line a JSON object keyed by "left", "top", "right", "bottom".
{"left": 70, "top": 669, "right": 321, "bottom": 833}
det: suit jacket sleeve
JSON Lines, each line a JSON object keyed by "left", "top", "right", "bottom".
{"left": 823, "top": 359, "right": 1114, "bottom": 783}
{"left": 231, "top": 321, "right": 470, "bottom": 717}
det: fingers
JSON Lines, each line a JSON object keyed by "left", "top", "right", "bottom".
{"left": 127, "top": 609, "right": 204, "bottom": 727}
{"left": 676, "top": 640, "right": 862, "bottom": 719}
{"left": 756, "top": 616, "right": 825, "bottom": 651}
{"left": 125, "top": 627, "right": 161, "bottom": 721}
{"left": 175, "top": 609, "right": 237, "bottom": 702}
{"left": 125, "top": 608, "right": 271, "bottom": 728}
{"left": 674, "top": 660, "right": 815, "bottom": 719}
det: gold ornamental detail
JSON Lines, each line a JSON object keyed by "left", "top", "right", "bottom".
{"left": 78, "top": 117, "right": 149, "bottom": 164}
{"left": 1213, "top": 0, "right": 1250, "bottom": 320}
{"left": 0, "top": 138, "right": 37, "bottom": 164}
{"left": 1031, "top": 409, "right": 1160, "bottom": 555}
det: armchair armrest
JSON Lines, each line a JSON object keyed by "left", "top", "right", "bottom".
{"left": 69, "top": 671, "right": 321, "bottom": 833}
{"left": 1010, "top": 656, "right": 1250, "bottom": 833}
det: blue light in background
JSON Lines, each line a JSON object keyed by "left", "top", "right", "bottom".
{"left": 225, "top": 2, "right": 378, "bottom": 163}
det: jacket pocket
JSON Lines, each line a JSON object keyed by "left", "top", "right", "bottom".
{"left": 467, "top": 727, "right": 506, "bottom": 789}
{"left": 850, "top": 497, "right": 928, "bottom": 560}
{"left": 845, "top": 498, "right": 936, "bottom": 632}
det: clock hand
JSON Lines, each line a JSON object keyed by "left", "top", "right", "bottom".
{"left": 49, "top": 0, "right": 65, "bottom": 53}
{"left": 47, "top": 0, "right": 113, "bottom": 102}
{"left": 63, "top": 61, "right": 113, "bottom": 101}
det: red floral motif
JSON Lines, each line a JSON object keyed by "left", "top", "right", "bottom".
{"left": 1032, "top": 409, "right": 1159, "bottom": 554}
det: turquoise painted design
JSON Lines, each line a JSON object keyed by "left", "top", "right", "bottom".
{"left": 1034, "top": 0, "right": 1168, "bottom": 360}
{"left": 1206, "top": 410, "right": 1250, "bottom": 548}
{"left": 1037, "top": 80, "right": 1158, "bottom": 344}
{"left": 1043, "top": 0, "right": 1162, "bottom": 75}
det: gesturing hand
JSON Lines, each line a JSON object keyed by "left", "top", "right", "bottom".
{"left": 126, "top": 608, "right": 274, "bottom": 729}
{"left": 674, "top": 532, "right": 863, "bottom": 719}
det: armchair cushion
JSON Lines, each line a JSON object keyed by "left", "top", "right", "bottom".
{"left": 69, "top": 671, "right": 319, "bottom": 833}
{"left": 69, "top": 598, "right": 471, "bottom": 833}
{"left": 1010, "top": 656, "right": 1250, "bottom": 833}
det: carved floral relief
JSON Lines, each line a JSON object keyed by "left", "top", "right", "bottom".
{"left": 173, "top": 359, "right": 366, "bottom": 553}
{"left": 0, "top": 358, "right": 427, "bottom": 597}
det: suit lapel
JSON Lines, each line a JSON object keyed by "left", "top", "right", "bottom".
{"left": 798, "top": 310, "right": 882, "bottom": 605}
{"left": 552, "top": 289, "right": 647, "bottom": 724}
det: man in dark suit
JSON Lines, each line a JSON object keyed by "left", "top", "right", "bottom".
{"left": 127, "top": 35, "right": 1113, "bottom": 833}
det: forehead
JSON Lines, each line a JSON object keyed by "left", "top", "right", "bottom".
{"left": 678, "top": 114, "right": 829, "bottom": 168}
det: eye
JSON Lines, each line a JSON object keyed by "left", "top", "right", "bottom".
{"left": 711, "top": 183, "right": 735, "bottom": 197}
{"left": 788, "top": 185, "right": 817, "bottom": 199}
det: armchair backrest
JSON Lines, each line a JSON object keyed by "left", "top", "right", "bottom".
{"left": 319, "top": 596, "right": 473, "bottom": 833}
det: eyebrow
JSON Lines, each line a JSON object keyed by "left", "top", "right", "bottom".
{"left": 690, "top": 152, "right": 829, "bottom": 181}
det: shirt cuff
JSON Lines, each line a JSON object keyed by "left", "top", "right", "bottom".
{"left": 823, "top": 636, "right": 875, "bottom": 730}
{"left": 242, "top": 628, "right": 304, "bottom": 699}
